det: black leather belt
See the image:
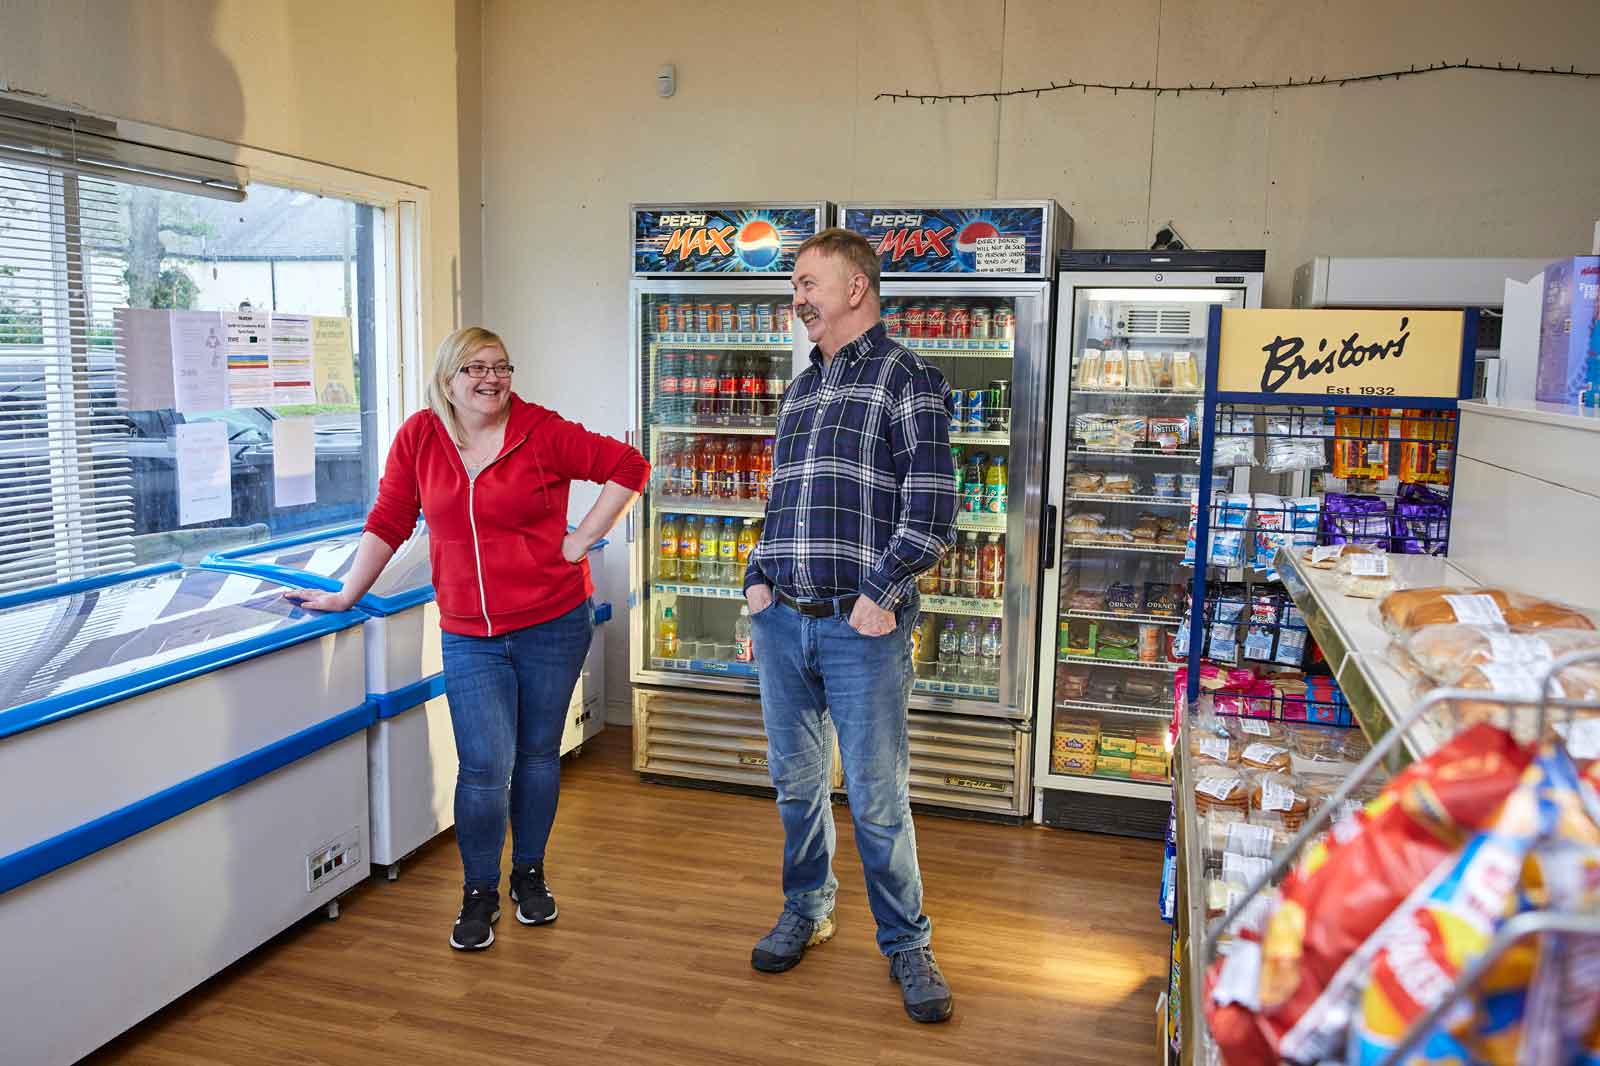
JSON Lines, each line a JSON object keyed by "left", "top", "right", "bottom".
{"left": 775, "top": 589, "right": 859, "bottom": 618}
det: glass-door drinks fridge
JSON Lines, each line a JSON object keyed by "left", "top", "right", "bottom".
{"left": 1033, "top": 250, "right": 1265, "bottom": 837}
{"left": 629, "top": 203, "right": 826, "bottom": 701}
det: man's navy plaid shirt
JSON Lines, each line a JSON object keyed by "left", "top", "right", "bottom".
{"left": 743, "top": 321, "right": 958, "bottom": 612}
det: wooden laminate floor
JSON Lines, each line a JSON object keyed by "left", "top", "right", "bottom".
{"left": 85, "top": 728, "right": 1170, "bottom": 1066}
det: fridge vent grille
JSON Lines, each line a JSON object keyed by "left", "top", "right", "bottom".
{"left": 905, "top": 710, "right": 1024, "bottom": 816}
{"left": 1120, "top": 305, "right": 1194, "bottom": 337}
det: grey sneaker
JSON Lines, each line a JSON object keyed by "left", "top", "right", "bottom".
{"left": 889, "top": 946, "right": 953, "bottom": 1023}
{"left": 750, "top": 909, "right": 836, "bottom": 973}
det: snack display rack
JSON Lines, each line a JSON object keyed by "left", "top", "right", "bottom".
{"left": 1176, "top": 659, "right": 1600, "bottom": 1066}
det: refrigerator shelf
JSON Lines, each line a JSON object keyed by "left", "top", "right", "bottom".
{"left": 1068, "top": 446, "right": 1201, "bottom": 460}
{"left": 913, "top": 677, "right": 1000, "bottom": 700}
{"left": 652, "top": 496, "right": 767, "bottom": 518}
{"left": 1064, "top": 492, "right": 1189, "bottom": 508}
{"left": 650, "top": 336, "right": 790, "bottom": 349}
{"left": 907, "top": 346, "right": 1016, "bottom": 360}
{"left": 1065, "top": 539, "right": 1187, "bottom": 556}
{"left": 649, "top": 421, "right": 777, "bottom": 436}
{"left": 1064, "top": 609, "right": 1183, "bottom": 627}
{"left": 1058, "top": 654, "right": 1180, "bottom": 673}
{"left": 1055, "top": 697, "right": 1174, "bottom": 721}
{"left": 920, "top": 594, "right": 1004, "bottom": 618}
{"left": 1070, "top": 387, "right": 1203, "bottom": 399}
{"left": 956, "top": 512, "right": 1008, "bottom": 532}
{"left": 653, "top": 582, "right": 746, "bottom": 600}
{"left": 651, "top": 656, "right": 759, "bottom": 679}
{"left": 952, "top": 430, "right": 1011, "bottom": 447}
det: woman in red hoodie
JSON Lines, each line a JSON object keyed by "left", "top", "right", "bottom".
{"left": 288, "top": 326, "right": 649, "bottom": 951}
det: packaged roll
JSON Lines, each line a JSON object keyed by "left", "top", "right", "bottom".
{"left": 1379, "top": 587, "right": 1596, "bottom": 633}
{"left": 1194, "top": 766, "right": 1251, "bottom": 815}
{"left": 1067, "top": 471, "right": 1104, "bottom": 493}
{"left": 1396, "top": 624, "right": 1600, "bottom": 685}
{"left": 1251, "top": 772, "right": 1312, "bottom": 831}
{"left": 1240, "top": 740, "right": 1293, "bottom": 773}
{"left": 1336, "top": 550, "right": 1399, "bottom": 599}
{"left": 1301, "top": 542, "right": 1377, "bottom": 570}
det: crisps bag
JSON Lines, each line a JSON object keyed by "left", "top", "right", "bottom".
{"left": 1205, "top": 723, "right": 1533, "bottom": 1065}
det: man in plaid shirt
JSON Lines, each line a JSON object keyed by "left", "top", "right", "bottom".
{"left": 743, "top": 228, "right": 958, "bottom": 1023}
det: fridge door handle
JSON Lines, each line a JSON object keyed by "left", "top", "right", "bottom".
{"left": 1042, "top": 504, "right": 1057, "bottom": 571}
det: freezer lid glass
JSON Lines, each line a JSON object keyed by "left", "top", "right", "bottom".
{"left": 0, "top": 567, "right": 361, "bottom": 728}
{"left": 215, "top": 523, "right": 433, "bottom": 610}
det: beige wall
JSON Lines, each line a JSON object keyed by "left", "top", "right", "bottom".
{"left": 0, "top": 0, "right": 472, "bottom": 348}
{"left": 480, "top": 0, "right": 1600, "bottom": 716}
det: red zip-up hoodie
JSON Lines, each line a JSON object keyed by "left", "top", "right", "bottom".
{"left": 364, "top": 394, "right": 650, "bottom": 637}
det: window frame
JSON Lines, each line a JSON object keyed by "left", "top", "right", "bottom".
{"left": 1, "top": 94, "right": 431, "bottom": 587}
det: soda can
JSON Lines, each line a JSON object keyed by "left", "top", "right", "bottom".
{"left": 904, "top": 304, "right": 926, "bottom": 339}
{"left": 882, "top": 303, "right": 902, "bottom": 337}
{"left": 695, "top": 303, "right": 714, "bottom": 335}
{"left": 970, "top": 305, "right": 991, "bottom": 342}
{"left": 656, "top": 303, "right": 674, "bottom": 333}
{"left": 994, "top": 306, "right": 1015, "bottom": 341}
{"left": 716, "top": 303, "right": 736, "bottom": 333}
{"left": 925, "top": 305, "right": 947, "bottom": 344}
{"left": 736, "top": 303, "right": 756, "bottom": 335}
{"left": 987, "top": 379, "right": 1010, "bottom": 431}
{"left": 675, "top": 302, "right": 694, "bottom": 333}
{"left": 949, "top": 388, "right": 965, "bottom": 433}
{"left": 966, "top": 388, "right": 987, "bottom": 432}
{"left": 775, "top": 304, "right": 793, "bottom": 334}
{"left": 755, "top": 302, "right": 774, "bottom": 335}
{"left": 948, "top": 305, "right": 971, "bottom": 342}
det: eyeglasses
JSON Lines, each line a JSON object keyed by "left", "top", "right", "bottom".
{"left": 460, "top": 363, "right": 514, "bottom": 379}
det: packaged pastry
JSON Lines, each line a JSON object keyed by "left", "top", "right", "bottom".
{"left": 1122, "top": 676, "right": 1165, "bottom": 705}
{"left": 1100, "top": 473, "right": 1136, "bottom": 495}
{"left": 1085, "top": 672, "right": 1122, "bottom": 703}
{"left": 1101, "top": 349, "right": 1127, "bottom": 389}
{"left": 1301, "top": 542, "right": 1378, "bottom": 570}
{"left": 1336, "top": 550, "right": 1398, "bottom": 599}
{"left": 1064, "top": 618, "right": 1096, "bottom": 656}
{"left": 1108, "top": 415, "right": 1148, "bottom": 449}
{"left": 1240, "top": 740, "right": 1293, "bottom": 773}
{"left": 1055, "top": 664, "right": 1090, "bottom": 701}
{"left": 1143, "top": 583, "right": 1181, "bottom": 617}
{"left": 1194, "top": 766, "right": 1250, "bottom": 815}
{"left": 1251, "top": 772, "right": 1312, "bottom": 831}
{"left": 1191, "top": 730, "right": 1238, "bottom": 766}
{"left": 1171, "top": 351, "right": 1199, "bottom": 391}
{"left": 1130, "top": 514, "right": 1161, "bottom": 542}
{"left": 1150, "top": 416, "right": 1191, "bottom": 452}
{"left": 1069, "top": 586, "right": 1107, "bottom": 612}
{"left": 1395, "top": 624, "right": 1600, "bottom": 685}
{"left": 1067, "top": 471, "right": 1104, "bottom": 493}
{"left": 1072, "top": 414, "right": 1115, "bottom": 448}
{"left": 1076, "top": 348, "right": 1104, "bottom": 389}
{"left": 1095, "top": 623, "right": 1139, "bottom": 661}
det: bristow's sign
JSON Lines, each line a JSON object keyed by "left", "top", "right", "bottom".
{"left": 1217, "top": 309, "right": 1466, "bottom": 398}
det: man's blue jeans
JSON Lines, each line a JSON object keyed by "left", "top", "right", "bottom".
{"left": 440, "top": 599, "right": 593, "bottom": 890}
{"left": 750, "top": 594, "right": 932, "bottom": 956}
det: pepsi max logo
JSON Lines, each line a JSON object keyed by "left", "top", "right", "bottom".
{"left": 735, "top": 220, "right": 782, "bottom": 270}
{"left": 870, "top": 214, "right": 923, "bottom": 227}
{"left": 659, "top": 213, "right": 708, "bottom": 227}
{"left": 954, "top": 220, "right": 1001, "bottom": 268}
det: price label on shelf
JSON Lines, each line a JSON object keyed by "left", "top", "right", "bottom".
{"left": 1347, "top": 553, "right": 1389, "bottom": 577}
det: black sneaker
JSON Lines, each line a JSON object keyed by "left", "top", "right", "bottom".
{"left": 510, "top": 863, "right": 558, "bottom": 926}
{"left": 450, "top": 887, "right": 500, "bottom": 950}
{"left": 750, "top": 909, "right": 836, "bottom": 973}
{"left": 889, "top": 946, "right": 954, "bottom": 1023}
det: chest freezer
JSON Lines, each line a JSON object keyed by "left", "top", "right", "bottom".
{"left": 0, "top": 563, "right": 372, "bottom": 1065}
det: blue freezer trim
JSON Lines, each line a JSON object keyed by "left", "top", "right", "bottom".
{"left": 210, "top": 522, "right": 366, "bottom": 560}
{"left": 0, "top": 563, "right": 183, "bottom": 612}
{"left": 370, "top": 673, "right": 447, "bottom": 720}
{"left": 0, "top": 608, "right": 367, "bottom": 742}
{"left": 199, "top": 559, "right": 437, "bottom": 616}
{"left": 593, "top": 602, "right": 613, "bottom": 625}
{"left": 0, "top": 700, "right": 375, "bottom": 897}
{"left": 357, "top": 587, "right": 436, "bottom": 615}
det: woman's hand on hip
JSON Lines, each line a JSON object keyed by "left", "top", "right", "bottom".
{"left": 561, "top": 532, "right": 589, "bottom": 565}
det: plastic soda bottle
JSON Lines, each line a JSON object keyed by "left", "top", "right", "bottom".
{"left": 678, "top": 516, "right": 700, "bottom": 583}
{"left": 959, "top": 531, "right": 980, "bottom": 599}
{"left": 718, "top": 517, "right": 738, "bottom": 585}
{"left": 938, "top": 544, "right": 960, "bottom": 596}
{"left": 978, "top": 533, "right": 1003, "bottom": 599}
{"left": 697, "top": 514, "right": 720, "bottom": 585}
{"left": 734, "top": 605, "right": 754, "bottom": 663}
{"left": 658, "top": 513, "right": 680, "bottom": 581}
{"left": 697, "top": 438, "right": 718, "bottom": 498}
{"left": 959, "top": 619, "right": 980, "bottom": 682}
{"left": 984, "top": 456, "right": 1008, "bottom": 514}
{"left": 964, "top": 452, "right": 987, "bottom": 514}
{"left": 736, "top": 518, "right": 760, "bottom": 570}
{"left": 657, "top": 604, "right": 679, "bottom": 658}
{"left": 937, "top": 620, "right": 959, "bottom": 681}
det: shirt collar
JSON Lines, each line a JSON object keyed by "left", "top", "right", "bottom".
{"left": 809, "top": 321, "right": 887, "bottom": 368}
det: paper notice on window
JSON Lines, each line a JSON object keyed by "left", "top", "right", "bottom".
{"left": 272, "top": 416, "right": 316, "bottom": 507}
{"left": 169, "top": 311, "right": 229, "bottom": 413}
{"left": 973, "top": 236, "right": 1027, "bottom": 273}
{"left": 224, "top": 310, "right": 273, "bottom": 407}
{"left": 176, "top": 419, "right": 231, "bottom": 525}
{"left": 269, "top": 314, "right": 315, "bottom": 406}
{"left": 311, "top": 317, "right": 358, "bottom": 407}
{"left": 116, "top": 307, "right": 177, "bottom": 411}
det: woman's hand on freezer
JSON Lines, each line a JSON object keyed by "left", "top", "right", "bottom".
{"left": 284, "top": 588, "right": 355, "bottom": 613}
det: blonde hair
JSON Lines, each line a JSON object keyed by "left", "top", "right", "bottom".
{"left": 796, "top": 227, "right": 880, "bottom": 297}
{"left": 427, "top": 326, "right": 509, "bottom": 445}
